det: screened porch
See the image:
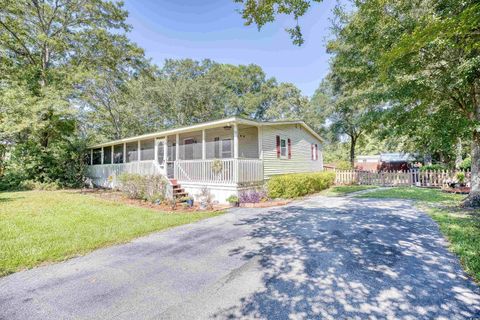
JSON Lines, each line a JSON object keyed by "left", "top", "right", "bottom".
{"left": 86, "top": 120, "right": 264, "bottom": 186}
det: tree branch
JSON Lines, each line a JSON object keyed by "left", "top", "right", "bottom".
{"left": 0, "top": 19, "right": 37, "bottom": 65}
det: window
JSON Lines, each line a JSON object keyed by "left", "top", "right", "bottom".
{"left": 92, "top": 148, "right": 102, "bottom": 165}
{"left": 280, "top": 139, "right": 287, "bottom": 157}
{"left": 311, "top": 144, "right": 319, "bottom": 161}
{"left": 140, "top": 139, "right": 154, "bottom": 160}
{"left": 113, "top": 144, "right": 124, "bottom": 163}
{"left": 126, "top": 142, "right": 138, "bottom": 162}
{"left": 103, "top": 146, "right": 112, "bottom": 164}
{"left": 276, "top": 135, "right": 291, "bottom": 159}
{"left": 221, "top": 138, "right": 232, "bottom": 158}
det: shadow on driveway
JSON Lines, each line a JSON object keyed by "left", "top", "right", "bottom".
{"left": 218, "top": 197, "right": 480, "bottom": 319}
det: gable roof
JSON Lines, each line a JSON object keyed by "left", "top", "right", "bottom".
{"left": 88, "top": 117, "right": 323, "bottom": 148}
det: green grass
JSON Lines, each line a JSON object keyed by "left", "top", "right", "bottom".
{"left": 0, "top": 190, "right": 222, "bottom": 276}
{"left": 322, "top": 185, "right": 378, "bottom": 196}
{"left": 356, "top": 186, "right": 479, "bottom": 282}
{"left": 429, "top": 208, "right": 480, "bottom": 282}
{"left": 355, "top": 186, "right": 464, "bottom": 204}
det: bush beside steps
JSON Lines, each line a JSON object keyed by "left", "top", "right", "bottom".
{"left": 267, "top": 172, "right": 335, "bottom": 199}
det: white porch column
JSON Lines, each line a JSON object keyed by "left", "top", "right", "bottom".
{"left": 137, "top": 140, "right": 141, "bottom": 161}
{"left": 101, "top": 147, "right": 104, "bottom": 165}
{"left": 90, "top": 149, "right": 93, "bottom": 165}
{"left": 123, "top": 143, "right": 126, "bottom": 163}
{"left": 111, "top": 145, "right": 114, "bottom": 164}
{"left": 202, "top": 129, "right": 206, "bottom": 160}
{"left": 163, "top": 136, "right": 168, "bottom": 163}
{"left": 258, "top": 126, "right": 263, "bottom": 160}
{"left": 175, "top": 134, "right": 180, "bottom": 160}
{"left": 154, "top": 139, "right": 158, "bottom": 163}
{"left": 233, "top": 123, "right": 239, "bottom": 159}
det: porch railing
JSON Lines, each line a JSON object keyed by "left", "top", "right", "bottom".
{"left": 174, "top": 158, "right": 263, "bottom": 185}
{"left": 86, "top": 161, "right": 161, "bottom": 188}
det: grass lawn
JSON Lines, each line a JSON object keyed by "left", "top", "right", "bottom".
{"left": 322, "top": 185, "right": 378, "bottom": 196}
{"left": 0, "top": 190, "right": 223, "bottom": 276}
{"left": 355, "top": 186, "right": 463, "bottom": 203}
{"left": 356, "top": 187, "right": 480, "bottom": 282}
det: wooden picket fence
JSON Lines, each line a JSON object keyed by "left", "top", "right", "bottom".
{"left": 335, "top": 169, "right": 471, "bottom": 188}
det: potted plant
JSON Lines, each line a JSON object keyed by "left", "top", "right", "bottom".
{"left": 226, "top": 195, "right": 240, "bottom": 207}
{"left": 181, "top": 196, "right": 194, "bottom": 207}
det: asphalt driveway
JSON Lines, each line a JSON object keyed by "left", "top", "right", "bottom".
{"left": 1, "top": 196, "right": 479, "bottom": 319}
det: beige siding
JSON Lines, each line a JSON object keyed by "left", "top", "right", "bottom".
{"left": 262, "top": 124, "right": 323, "bottom": 177}
{"left": 238, "top": 126, "right": 258, "bottom": 158}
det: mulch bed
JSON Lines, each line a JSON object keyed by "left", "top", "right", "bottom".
{"left": 75, "top": 188, "right": 228, "bottom": 212}
{"left": 76, "top": 188, "right": 293, "bottom": 211}
{"left": 239, "top": 199, "right": 291, "bottom": 208}
{"left": 442, "top": 187, "right": 470, "bottom": 194}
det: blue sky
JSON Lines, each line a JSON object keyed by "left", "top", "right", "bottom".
{"left": 123, "top": 0, "right": 337, "bottom": 97}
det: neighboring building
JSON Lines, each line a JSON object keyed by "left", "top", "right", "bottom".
{"left": 355, "top": 153, "right": 412, "bottom": 171}
{"left": 86, "top": 117, "right": 324, "bottom": 203}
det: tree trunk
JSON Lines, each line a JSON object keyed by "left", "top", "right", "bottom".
{"left": 466, "top": 130, "right": 480, "bottom": 201}
{"left": 349, "top": 136, "right": 356, "bottom": 169}
{"left": 455, "top": 138, "right": 463, "bottom": 169}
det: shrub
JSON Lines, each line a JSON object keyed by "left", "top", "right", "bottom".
{"left": 335, "top": 160, "right": 352, "bottom": 170}
{"left": 20, "top": 180, "right": 60, "bottom": 191}
{"left": 267, "top": 172, "right": 335, "bottom": 199}
{"left": 239, "top": 189, "right": 268, "bottom": 203}
{"left": 118, "top": 173, "right": 167, "bottom": 202}
{"left": 420, "top": 164, "right": 448, "bottom": 171}
{"left": 456, "top": 172, "right": 466, "bottom": 184}
{"left": 226, "top": 195, "right": 239, "bottom": 204}
{"left": 459, "top": 157, "right": 471, "bottom": 170}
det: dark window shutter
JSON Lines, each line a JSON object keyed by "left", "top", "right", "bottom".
{"left": 311, "top": 144, "right": 314, "bottom": 160}
{"left": 315, "top": 144, "right": 319, "bottom": 161}
{"left": 276, "top": 135, "right": 280, "bottom": 158}
{"left": 287, "top": 138, "right": 291, "bottom": 159}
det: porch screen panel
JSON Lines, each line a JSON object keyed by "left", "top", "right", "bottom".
{"left": 92, "top": 148, "right": 102, "bottom": 165}
{"left": 140, "top": 139, "right": 154, "bottom": 160}
{"left": 113, "top": 144, "right": 124, "bottom": 163}
{"left": 103, "top": 146, "right": 112, "bottom": 164}
{"left": 126, "top": 142, "right": 138, "bottom": 162}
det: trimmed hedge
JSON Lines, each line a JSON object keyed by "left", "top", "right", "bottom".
{"left": 267, "top": 171, "right": 336, "bottom": 199}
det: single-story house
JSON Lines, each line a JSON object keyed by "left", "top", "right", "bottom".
{"left": 355, "top": 153, "right": 412, "bottom": 171}
{"left": 86, "top": 117, "right": 324, "bottom": 203}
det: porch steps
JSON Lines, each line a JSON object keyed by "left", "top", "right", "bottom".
{"left": 170, "top": 179, "right": 189, "bottom": 201}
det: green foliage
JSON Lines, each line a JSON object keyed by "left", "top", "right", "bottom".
{"left": 20, "top": 180, "right": 60, "bottom": 191}
{"left": 234, "top": 0, "right": 322, "bottom": 46}
{"left": 226, "top": 195, "right": 239, "bottom": 204}
{"left": 0, "top": 0, "right": 140, "bottom": 189}
{"left": 267, "top": 172, "right": 335, "bottom": 198}
{"left": 118, "top": 173, "right": 167, "bottom": 203}
{"left": 456, "top": 172, "right": 466, "bottom": 184}
{"left": 460, "top": 157, "right": 471, "bottom": 170}
{"left": 420, "top": 164, "right": 448, "bottom": 172}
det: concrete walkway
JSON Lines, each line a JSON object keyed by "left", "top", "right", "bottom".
{"left": 0, "top": 196, "right": 479, "bottom": 319}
